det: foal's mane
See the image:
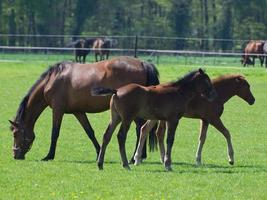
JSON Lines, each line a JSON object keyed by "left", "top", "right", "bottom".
{"left": 170, "top": 69, "right": 203, "bottom": 87}
{"left": 13, "top": 61, "right": 71, "bottom": 125}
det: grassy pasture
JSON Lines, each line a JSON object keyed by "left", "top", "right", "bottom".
{"left": 0, "top": 56, "right": 267, "bottom": 199}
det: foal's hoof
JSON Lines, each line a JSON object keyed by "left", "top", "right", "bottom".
{"left": 229, "top": 161, "right": 234, "bottom": 165}
{"left": 97, "top": 162, "right": 104, "bottom": 170}
{"left": 165, "top": 166, "right": 173, "bottom": 172}
{"left": 128, "top": 157, "right": 135, "bottom": 164}
{"left": 123, "top": 165, "right": 131, "bottom": 170}
{"left": 41, "top": 156, "right": 54, "bottom": 161}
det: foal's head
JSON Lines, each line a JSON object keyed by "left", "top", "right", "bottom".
{"left": 234, "top": 76, "right": 255, "bottom": 105}
{"left": 9, "top": 120, "right": 34, "bottom": 160}
{"left": 191, "top": 69, "right": 217, "bottom": 101}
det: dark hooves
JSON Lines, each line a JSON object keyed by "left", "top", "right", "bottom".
{"left": 97, "top": 163, "right": 103, "bottom": 170}
{"left": 229, "top": 161, "right": 234, "bottom": 165}
{"left": 41, "top": 156, "right": 54, "bottom": 161}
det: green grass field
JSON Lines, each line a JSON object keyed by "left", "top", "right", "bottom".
{"left": 0, "top": 56, "right": 267, "bottom": 199}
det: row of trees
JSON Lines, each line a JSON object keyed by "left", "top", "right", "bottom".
{"left": 0, "top": 0, "right": 267, "bottom": 51}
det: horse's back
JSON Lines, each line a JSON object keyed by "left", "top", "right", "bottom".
{"left": 43, "top": 57, "right": 150, "bottom": 113}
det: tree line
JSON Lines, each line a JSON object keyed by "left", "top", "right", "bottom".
{"left": 0, "top": 0, "right": 266, "bottom": 51}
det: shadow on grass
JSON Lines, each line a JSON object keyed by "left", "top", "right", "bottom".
{"left": 26, "top": 159, "right": 267, "bottom": 174}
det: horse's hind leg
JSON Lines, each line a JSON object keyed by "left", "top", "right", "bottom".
{"left": 156, "top": 120, "right": 166, "bottom": 164}
{"left": 74, "top": 112, "right": 100, "bottom": 160}
{"left": 134, "top": 120, "right": 157, "bottom": 165}
{"left": 211, "top": 118, "right": 234, "bottom": 165}
{"left": 97, "top": 105, "right": 121, "bottom": 170}
{"left": 117, "top": 120, "right": 132, "bottom": 170}
{"left": 195, "top": 120, "right": 209, "bottom": 165}
{"left": 42, "top": 110, "right": 64, "bottom": 161}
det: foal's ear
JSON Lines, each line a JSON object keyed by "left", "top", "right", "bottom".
{"left": 198, "top": 68, "right": 204, "bottom": 74}
{"left": 8, "top": 120, "right": 18, "bottom": 127}
{"left": 235, "top": 76, "right": 244, "bottom": 83}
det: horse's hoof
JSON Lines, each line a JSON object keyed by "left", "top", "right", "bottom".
{"left": 165, "top": 166, "right": 172, "bottom": 172}
{"left": 123, "top": 165, "right": 131, "bottom": 170}
{"left": 41, "top": 156, "right": 54, "bottom": 161}
{"left": 97, "top": 163, "right": 104, "bottom": 170}
{"left": 229, "top": 161, "right": 234, "bottom": 165}
{"left": 128, "top": 157, "right": 135, "bottom": 164}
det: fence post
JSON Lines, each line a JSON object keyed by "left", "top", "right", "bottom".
{"left": 134, "top": 35, "right": 138, "bottom": 58}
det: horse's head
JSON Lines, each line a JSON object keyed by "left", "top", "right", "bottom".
{"left": 9, "top": 120, "right": 34, "bottom": 160}
{"left": 235, "top": 76, "right": 255, "bottom": 105}
{"left": 193, "top": 68, "right": 217, "bottom": 102}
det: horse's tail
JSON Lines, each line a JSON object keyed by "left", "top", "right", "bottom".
{"left": 91, "top": 87, "right": 117, "bottom": 96}
{"left": 142, "top": 61, "right": 160, "bottom": 152}
{"left": 142, "top": 61, "right": 160, "bottom": 86}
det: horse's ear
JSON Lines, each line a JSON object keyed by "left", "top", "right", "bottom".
{"left": 9, "top": 120, "right": 18, "bottom": 127}
{"left": 198, "top": 68, "right": 204, "bottom": 74}
{"left": 236, "top": 76, "right": 244, "bottom": 83}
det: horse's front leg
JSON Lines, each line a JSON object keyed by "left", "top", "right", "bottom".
{"left": 129, "top": 118, "right": 146, "bottom": 164}
{"left": 42, "top": 110, "right": 64, "bottom": 161}
{"left": 196, "top": 119, "right": 209, "bottom": 165}
{"left": 211, "top": 118, "right": 234, "bottom": 165}
{"left": 74, "top": 112, "right": 100, "bottom": 160}
{"left": 97, "top": 109, "right": 121, "bottom": 170}
{"left": 134, "top": 120, "right": 157, "bottom": 165}
{"left": 164, "top": 118, "right": 179, "bottom": 171}
{"left": 95, "top": 53, "right": 98, "bottom": 62}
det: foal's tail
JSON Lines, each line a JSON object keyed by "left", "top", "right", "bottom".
{"left": 142, "top": 61, "right": 160, "bottom": 152}
{"left": 91, "top": 87, "right": 117, "bottom": 96}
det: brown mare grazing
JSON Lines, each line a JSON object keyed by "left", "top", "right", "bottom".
{"left": 73, "top": 38, "right": 95, "bottom": 63}
{"left": 92, "top": 38, "right": 112, "bottom": 62}
{"left": 241, "top": 40, "right": 265, "bottom": 67}
{"left": 9, "top": 56, "right": 159, "bottom": 160}
{"left": 92, "top": 69, "right": 217, "bottom": 171}
{"left": 141, "top": 74, "right": 255, "bottom": 166}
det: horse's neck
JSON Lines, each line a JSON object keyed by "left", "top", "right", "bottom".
{"left": 23, "top": 83, "right": 48, "bottom": 132}
{"left": 215, "top": 80, "right": 237, "bottom": 104}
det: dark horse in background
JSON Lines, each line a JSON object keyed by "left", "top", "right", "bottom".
{"left": 9, "top": 56, "right": 159, "bottom": 161}
{"left": 93, "top": 38, "right": 114, "bottom": 62}
{"left": 92, "top": 69, "right": 217, "bottom": 170}
{"left": 263, "top": 41, "right": 267, "bottom": 67}
{"left": 144, "top": 74, "right": 255, "bottom": 166}
{"left": 73, "top": 38, "right": 95, "bottom": 63}
{"left": 241, "top": 40, "right": 265, "bottom": 67}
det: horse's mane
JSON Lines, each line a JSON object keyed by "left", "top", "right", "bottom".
{"left": 13, "top": 61, "right": 71, "bottom": 125}
{"left": 212, "top": 74, "right": 245, "bottom": 84}
{"left": 170, "top": 69, "right": 202, "bottom": 87}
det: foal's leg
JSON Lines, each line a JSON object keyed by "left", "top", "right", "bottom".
{"left": 74, "top": 112, "right": 100, "bottom": 159}
{"left": 164, "top": 119, "right": 179, "bottom": 171}
{"left": 156, "top": 120, "right": 166, "bottom": 164}
{"left": 117, "top": 120, "right": 132, "bottom": 170}
{"left": 129, "top": 118, "right": 145, "bottom": 164}
{"left": 97, "top": 110, "right": 121, "bottom": 170}
{"left": 211, "top": 118, "right": 234, "bottom": 165}
{"left": 42, "top": 110, "right": 64, "bottom": 161}
{"left": 134, "top": 120, "right": 157, "bottom": 165}
{"left": 195, "top": 120, "right": 209, "bottom": 165}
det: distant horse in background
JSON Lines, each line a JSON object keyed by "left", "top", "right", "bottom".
{"left": 73, "top": 38, "right": 95, "bottom": 63}
{"left": 9, "top": 56, "right": 159, "bottom": 161}
{"left": 93, "top": 38, "right": 113, "bottom": 62}
{"left": 241, "top": 40, "right": 265, "bottom": 67}
{"left": 146, "top": 74, "right": 255, "bottom": 166}
{"left": 263, "top": 41, "right": 267, "bottom": 68}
